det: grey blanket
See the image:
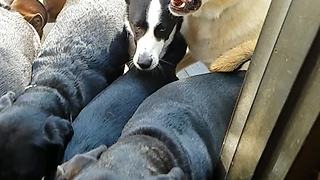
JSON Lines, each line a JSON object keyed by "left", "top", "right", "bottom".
{"left": 0, "top": 0, "right": 129, "bottom": 179}
{"left": 0, "top": 6, "right": 40, "bottom": 96}
{"left": 30, "top": 0, "right": 129, "bottom": 116}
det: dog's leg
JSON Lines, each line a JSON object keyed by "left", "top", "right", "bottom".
{"left": 176, "top": 51, "right": 197, "bottom": 72}
{"left": 209, "top": 39, "right": 257, "bottom": 72}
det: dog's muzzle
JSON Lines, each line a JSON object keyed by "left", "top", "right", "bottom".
{"left": 137, "top": 53, "right": 152, "bottom": 69}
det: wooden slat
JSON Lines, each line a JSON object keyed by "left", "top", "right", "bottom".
{"left": 218, "top": 0, "right": 320, "bottom": 178}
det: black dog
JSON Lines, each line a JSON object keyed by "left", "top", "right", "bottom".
{"left": 56, "top": 72, "right": 245, "bottom": 180}
{"left": 0, "top": 0, "right": 129, "bottom": 179}
{"left": 64, "top": 31, "right": 187, "bottom": 161}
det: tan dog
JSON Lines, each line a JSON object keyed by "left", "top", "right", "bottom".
{"left": 170, "top": 0, "right": 272, "bottom": 72}
{"left": 9, "top": 0, "right": 66, "bottom": 37}
{"left": 10, "top": 0, "right": 48, "bottom": 37}
{"left": 42, "top": 0, "right": 66, "bottom": 22}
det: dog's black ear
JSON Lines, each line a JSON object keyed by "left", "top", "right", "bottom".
{"left": 0, "top": 91, "right": 15, "bottom": 112}
{"left": 125, "top": 0, "right": 130, "bottom": 4}
{"left": 43, "top": 116, "right": 73, "bottom": 147}
{"left": 43, "top": 116, "right": 73, "bottom": 174}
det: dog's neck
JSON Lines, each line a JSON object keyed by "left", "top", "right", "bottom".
{"left": 66, "top": 135, "right": 179, "bottom": 179}
{"left": 106, "top": 136, "right": 177, "bottom": 177}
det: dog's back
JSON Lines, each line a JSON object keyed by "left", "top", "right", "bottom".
{"left": 0, "top": 0, "right": 130, "bottom": 178}
{"left": 0, "top": 6, "right": 40, "bottom": 96}
{"left": 57, "top": 72, "right": 244, "bottom": 179}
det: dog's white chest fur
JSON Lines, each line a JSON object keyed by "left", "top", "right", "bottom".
{"left": 180, "top": 0, "right": 271, "bottom": 66}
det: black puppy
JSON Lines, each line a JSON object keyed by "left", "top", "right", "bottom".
{"left": 0, "top": 0, "right": 129, "bottom": 179}
{"left": 56, "top": 72, "right": 245, "bottom": 180}
{"left": 64, "top": 30, "right": 187, "bottom": 161}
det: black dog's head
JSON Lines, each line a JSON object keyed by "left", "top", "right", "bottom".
{"left": 125, "top": 0, "right": 184, "bottom": 71}
{"left": 0, "top": 95, "right": 73, "bottom": 180}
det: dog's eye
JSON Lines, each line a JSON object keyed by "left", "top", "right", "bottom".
{"left": 132, "top": 23, "right": 146, "bottom": 40}
{"left": 134, "top": 26, "right": 142, "bottom": 34}
{"left": 154, "top": 23, "right": 167, "bottom": 39}
{"left": 157, "top": 24, "right": 167, "bottom": 32}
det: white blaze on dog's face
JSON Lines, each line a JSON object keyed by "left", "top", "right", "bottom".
{"left": 125, "top": 0, "right": 180, "bottom": 70}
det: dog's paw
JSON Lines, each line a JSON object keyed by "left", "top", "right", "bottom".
{"left": 209, "top": 57, "right": 244, "bottom": 72}
{"left": 209, "top": 40, "right": 257, "bottom": 72}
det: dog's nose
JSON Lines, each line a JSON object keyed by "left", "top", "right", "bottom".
{"left": 137, "top": 54, "right": 152, "bottom": 69}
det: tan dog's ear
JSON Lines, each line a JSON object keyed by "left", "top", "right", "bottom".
{"left": 28, "top": 13, "right": 45, "bottom": 37}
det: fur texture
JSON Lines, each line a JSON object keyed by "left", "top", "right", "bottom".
{"left": 0, "top": 0, "right": 129, "bottom": 179}
{"left": 64, "top": 32, "right": 187, "bottom": 161}
{"left": 178, "top": 0, "right": 272, "bottom": 72}
{"left": 10, "top": 0, "right": 48, "bottom": 36}
{"left": 56, "top": 72, "right": 244, "bottom": 179}
{"left": 0, "top": 6, "right": 40, "bottom": 97}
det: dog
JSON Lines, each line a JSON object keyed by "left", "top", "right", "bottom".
{"left": 9, "top": 0, "right": 68, "bottom": 37}
{"left": 55, "top": 72, "right": 245, "bottom": 180}
{"left": 170, "top": 0, "right": 272, "bottom": 72}
{"left": 125, "top": 0, "right": 184, "bottom": 71}
{"left": 0, "top": 4, "right": 41, "bottom": 97}
{"left": 42, "top": 0, "right": 67, "bottom": 22}
{"left": 0, "top": 103, "right": 73, "bottom": 180}
{"left": 64, "top": 31, "right": 187, "bottom": 161}
{"left": 0, "top": 0, "right": 129, "bottom": 179}
{"left": 127, "top": 0, "right": 271, "bottom": 72}
{"left": 10, "top": 0, "right": 48, "bottom": 37}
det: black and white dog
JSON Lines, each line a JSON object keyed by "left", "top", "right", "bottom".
{"left": 125, "top": 0, "right": 183, "bottom": 70}
{"left": 64, "top": 30, "right": 187, "bottom": 161}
